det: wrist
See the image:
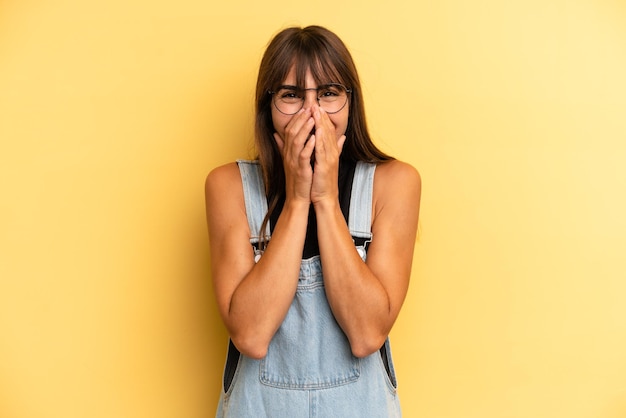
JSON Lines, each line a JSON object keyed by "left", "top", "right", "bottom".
{"left": 284, "top": 197, "right": 311, "bottom": 213}
{"left": 312, "top": 196, "right": 340, "bottom": 213}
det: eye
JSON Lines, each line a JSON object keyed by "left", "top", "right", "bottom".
{"left": 277, "top": 88, "right": 303, "bottom": 102}
{"left": 319, "top": 87, "right": 340, "bottom": 97}
{"left": 280, "top": 91, "right": 297, "bottom": 99}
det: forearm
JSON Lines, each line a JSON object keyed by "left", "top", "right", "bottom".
{"left": 314, "top": 200, "right": 392, "bottom": 357}
{"left": 227, "top": 200, "right": 309, "bottom": 358}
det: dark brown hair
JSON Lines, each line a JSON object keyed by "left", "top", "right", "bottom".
{"left": 255, "top": 26, "right": 393, "bottom": 245}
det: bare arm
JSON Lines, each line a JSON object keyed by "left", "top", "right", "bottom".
{"left": 309, "top": 105, "right": 421, "bottom": 357}
{"left": 205, "top": 108, "right": 317, "bottom": 359}
{"left": 315, "top": 160, "right": 421, "bottom": 357}
{"left": 205, "top": 163, "right": 309, "bottom": 359}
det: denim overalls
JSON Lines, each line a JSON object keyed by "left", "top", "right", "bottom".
{"left": 215, "top": 160, "right": 401, "bottom": 418}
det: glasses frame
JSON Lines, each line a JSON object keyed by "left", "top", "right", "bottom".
{"left": 268, "top": 83, "right": 352, "bottom": 115}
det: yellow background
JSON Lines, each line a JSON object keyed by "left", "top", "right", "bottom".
{"left": 1, "top": 0, "right": 625, "bottom": 417}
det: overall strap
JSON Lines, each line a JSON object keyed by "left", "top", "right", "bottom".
{"left": 348, "top": 161, "right": 376, "bottom": 240}
{"left": 237, "top": 159, "right": 270, "bottom": 245}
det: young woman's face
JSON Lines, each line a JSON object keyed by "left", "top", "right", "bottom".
{"left": 271, "top": 66, "right": 350, "bottom": 142}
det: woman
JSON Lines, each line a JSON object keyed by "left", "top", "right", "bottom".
{"left": 205, "top": 25, "right": 421, "bottom": 417}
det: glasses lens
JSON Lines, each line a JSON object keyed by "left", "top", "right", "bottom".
{"left": 273, "top": 88, "right": 303, "bottom": 115}
{"left": 317, "top": 84, "right": 349, "bottom": 114}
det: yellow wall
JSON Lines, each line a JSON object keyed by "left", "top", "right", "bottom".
{"left": 1, "top": 0, "right": 625, "bottom": 417}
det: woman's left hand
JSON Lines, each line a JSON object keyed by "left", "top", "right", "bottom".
{"left": 310, "top": 105, "right": 346, "bottom": 206}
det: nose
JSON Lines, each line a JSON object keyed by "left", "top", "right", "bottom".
{"left": 302, "top": 88, "right": 319, "bottom": 109}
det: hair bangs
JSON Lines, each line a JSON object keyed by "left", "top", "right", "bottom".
{"left": 287, "top": 36, "right": 349, "bottom": 89}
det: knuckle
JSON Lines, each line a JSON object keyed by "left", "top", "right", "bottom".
{"left": 286, "top": 125, "right": 300, "bottom": 137}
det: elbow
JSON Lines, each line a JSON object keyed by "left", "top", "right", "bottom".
{"left": 241, "top": 347, "right": 268, "bottom": 360}
{"left": 350, "top": 334, "right": 388, "bottom": 359}
{"left": 230, "top": 333, "right": 269, "bottom": 360}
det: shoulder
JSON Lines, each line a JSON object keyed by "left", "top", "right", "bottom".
{"left": 372, "top": 159, "right": 421, "bottom": 215}
{"left": 205, "top": 162, "right": 245, "bottom": 212}
{"left": 374, "top": 159, "right": 421, "bottom": 192}
{"left": 205, "top": 162, "right": 242, "bottom": 193}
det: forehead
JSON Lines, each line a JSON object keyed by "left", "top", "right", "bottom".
{"left": 282, "top": 60, "right": 343, "bottom": 87}
{"left": 282, "top": 66, "right": 312, "bottom": 85}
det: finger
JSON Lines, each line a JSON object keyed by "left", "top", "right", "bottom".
{"left": 303, "top": 134, "right": 316, "bottom": 158}
{"left": 337, "top": 134, "right": 347, "bottom": 153}
{"left": 312, "top": 106, "right": 335, "bottom": 143}
{"left": 312, "top": 105, "right": 325, "bottom": 129}
{"left": 313, "top": 128, "right": 326, "bottom": 158}
{"left": 285, "top": 109, "right": 314, "bottom": 144}
{"left": 314, "top": 105, "right": 333, "bottom": 125}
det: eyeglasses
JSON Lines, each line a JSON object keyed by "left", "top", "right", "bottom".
{"left": 268, "top": 83, "right": 352, "bottom": 115}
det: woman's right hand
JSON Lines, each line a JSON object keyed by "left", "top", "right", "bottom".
{"left": 273, "top": 108, "right": 316, "bottom": 204}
